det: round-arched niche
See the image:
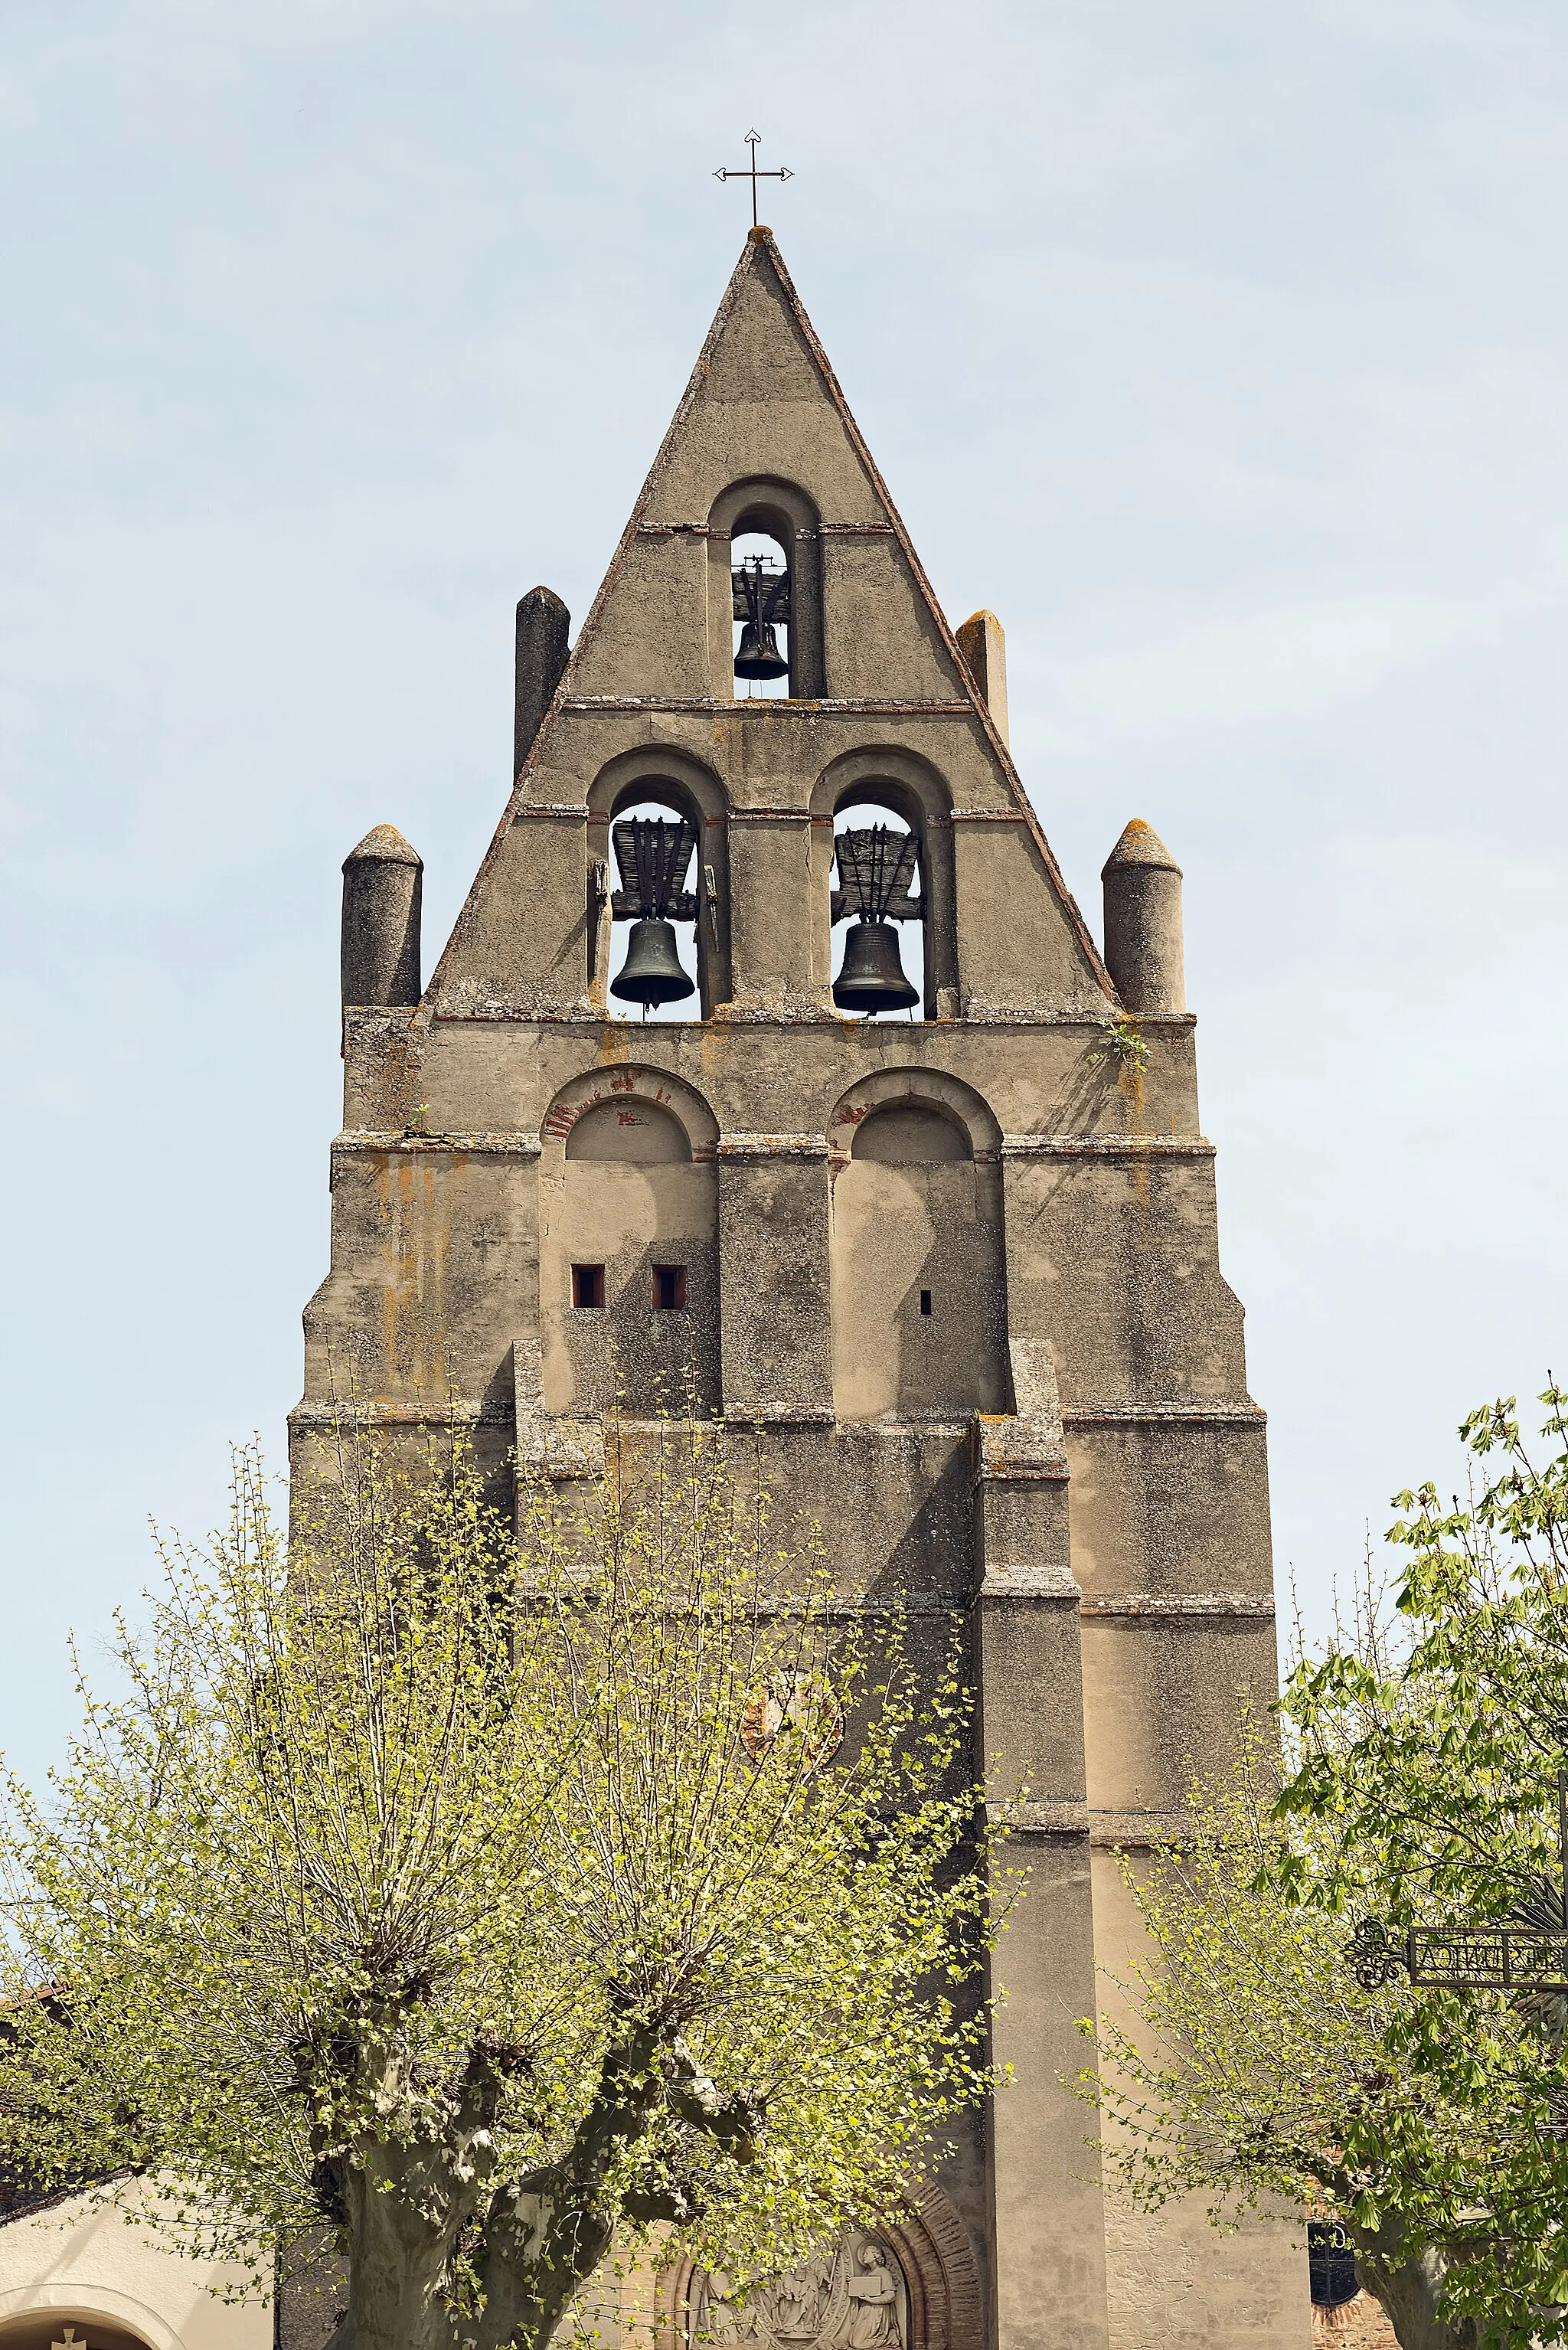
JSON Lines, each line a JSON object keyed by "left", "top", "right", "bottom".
{"left": 539, "top": 1069, "right": 720, "bottom": 1420}
{"left": 690, "top": 2232, "right": 907, "bottom": 2350}
{"left": 586, "top": 754, "right": 731, "bottom": 1019}
{"left": 828, "top": 1072, "right": 1009, "bottom": 1424}
{"left": 662, "top": 2184, "right": 982, "bottom": 2350}
{"left": 707, "top": 478, "right": 825, "bottom": 701}
{"left": 809, "top": 754, "right": 957, "bottom": 1022}
{"left": 850, "top": 1104, "right": 969, "bottom": 1165}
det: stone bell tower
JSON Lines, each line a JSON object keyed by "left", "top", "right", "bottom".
{"left": 294, "top": 229, "right": 1306, "bottom": 2350}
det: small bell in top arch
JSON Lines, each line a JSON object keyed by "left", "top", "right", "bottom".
{"left": 731, "top": 554, "right": 791, "bottom": 685}
{"left": 734, "top": 617, "right": 788, "bottom": 681}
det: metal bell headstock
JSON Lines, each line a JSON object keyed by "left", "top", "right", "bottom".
{"left": 732, "top": 555, "right": 791, "bottom": 683}
{"left": 609, "top": 813, "right": 700, "bottom": 1009}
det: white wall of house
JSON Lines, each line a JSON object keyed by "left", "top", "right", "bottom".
{"left": 0, "top": 2181, "right": 270, "bottom": 2350}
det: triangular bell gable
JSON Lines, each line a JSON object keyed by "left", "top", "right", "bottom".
{"left": 426, "top": 230, "right": 1112, "bottom": 1017}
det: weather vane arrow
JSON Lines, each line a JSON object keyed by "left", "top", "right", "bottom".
{"left": 714, "top": 130, "right": 793, "bottom": 229}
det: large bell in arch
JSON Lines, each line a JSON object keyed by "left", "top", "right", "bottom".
{"left": 734, "top": 619, "right": 788, "bottom": 681}
{"left": 833, "top": 920, "right": 919, "bottom": 1015}
{"left": 610, "top": 917, "right": 695, "bottom": 1008}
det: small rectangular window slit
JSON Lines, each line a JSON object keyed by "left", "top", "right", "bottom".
{"left": 920, "top": 1289, "right": 933, "bottom": 1317}
{"left": 653, "top": 1264, "right": 688, "bottom": 1312}
{"left": 572, "top": 1263, "right": 605, "bottom": 1310}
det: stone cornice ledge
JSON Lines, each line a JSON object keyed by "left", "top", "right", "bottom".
{"left": 717, "top": 1134, "right": 830, "bottom": 1160}
{"left": 1001, "top": 1133, "right": 1213, "bottom": 1157}
{"left": 289, "top": 1398, "right": 512, "bottom": 1428}
{"left": 1063, "top": 1401, "right": 1266, "bottom": 1426}
{"left": 1080, "top": 1591, "right": 1276, "bottom": 1619}
{"left": 977, "top": 1564, "right": 1080, "bottom": 1601}
{"left": 334, "top": 1130, "right": 544, "bottom": 1156}
{"left": 989, "top": 1803, "right": 1196, "bottom": 1848}
{"left": 722, "top": 1404, "right": 838, "bottom": 1427}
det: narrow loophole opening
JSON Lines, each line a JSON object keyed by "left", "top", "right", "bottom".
{"left": 920, "top": 1289, "right": 933, "bottom": 1317}
{"left": 653, "top": 1264, "right": 688, "bottom": 1312}
{"left": 572, "top": 1263, "right": 606, "bottom": 1309}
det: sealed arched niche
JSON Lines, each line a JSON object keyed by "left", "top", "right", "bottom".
{"left": 537, "top": 1077, "right": 720, "bottom": 1418}
{"left": 668, "top": 2189, "right": 983, "bottom": 2350}
{"left": 691, "top": 2234, "right": 908, "bottom": 2350}
{"left": 828, "top": 1079, "right": 1009, "bottom": 1424}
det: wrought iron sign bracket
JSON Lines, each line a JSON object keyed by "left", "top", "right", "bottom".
{"left": 1348, "top": 1754, "right": 1568, "bottom": 1993}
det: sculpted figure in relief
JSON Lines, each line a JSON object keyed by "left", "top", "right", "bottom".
{"left": 691, "top": 2234, "right": 907, "bottom": 2350}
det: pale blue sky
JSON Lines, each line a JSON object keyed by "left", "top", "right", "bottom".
{"left": 3, "top": 0, "right": 1566, "bottom": 1783}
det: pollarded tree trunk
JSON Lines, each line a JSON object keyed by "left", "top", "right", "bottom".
{"left": 312, "top": 2014, "right": 759, "bottom": 2350}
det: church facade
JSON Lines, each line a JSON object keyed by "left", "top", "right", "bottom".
{"left": 0, "top": 230, "right": 1308, "bottom": 2350}
{"left": 300, "top": 228, "right": 1305, "bottom": 2350}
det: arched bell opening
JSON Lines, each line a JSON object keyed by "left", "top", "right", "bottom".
{"left": 706, "top": 479, "right": 825, "bottom": 701}
{"left": 830, "top": 789, "right": 926, "bottom": 1023}
{"left": 605, "top": 787, "right": 704, "bottom": 1025}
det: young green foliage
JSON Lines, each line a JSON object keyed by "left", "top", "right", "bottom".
{"left": 0, "top": 1422, "right": 1005, "bottom": 2350}
{"left": 1084, "top": 1386, "right": 1568, "bottom": 2350}
{"left": 1083, "top": 1722, "right": 1504, "bottom": 2350}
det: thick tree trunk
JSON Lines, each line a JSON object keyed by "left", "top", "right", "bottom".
{"left": 339, "top": 2147, "right": 476, "bottom": 2350}
{"left": 1356, "top": 2237, "right": 1480, "bottom": 2350}
{"left": 309, "top": 2023, "right": 756, "bottom": 2350}
{"left": 325, "top": 2173, "right": 616, "bottom": 2350}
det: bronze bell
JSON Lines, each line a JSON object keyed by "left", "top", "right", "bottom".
{"left": 833, "top": 920, "right": 919, "bottom": 1015}
{"left": 734, "top": 619, "right": 789, "bottom": 681}
{"left": 611, "top": 917, "right": 695, "bottom": 1008}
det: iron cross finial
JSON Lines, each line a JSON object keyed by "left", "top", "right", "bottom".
{"left": 714, "top": 131, "right": 793, "bottom": 230}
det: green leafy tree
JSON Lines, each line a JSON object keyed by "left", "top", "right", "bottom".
{"left": 1274, "top": 1384, "right": 1568, "bottom": 2343}
{"left": 1085, "top": 1723, "right": 1502, "bottom": 2350}
{"left": 1086, "top": 1384, "right": 1568, "bottom": 2350}
{"left": 0, "top": 1425, "right": 1004, "bottom": 2350}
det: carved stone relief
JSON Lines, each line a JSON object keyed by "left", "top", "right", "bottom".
{"left": 691, "top": 2234, "right": 908, "bottom": 2350}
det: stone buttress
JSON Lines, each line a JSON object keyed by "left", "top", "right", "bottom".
{"left": 292, "top": 228, "right": 1308, "bottom": 2350}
